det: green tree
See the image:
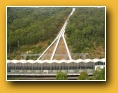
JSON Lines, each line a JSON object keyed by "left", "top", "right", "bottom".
{"left": 93, "top": 67, "right": 105, "bottom": 80}
{"left": 56, "top": 71, "right": 68, "bottom": 80}
{"left": 78, "top": 71, "right": 89, "bottom": 80}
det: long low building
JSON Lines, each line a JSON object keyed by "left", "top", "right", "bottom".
{"left": 7, "top": 58, "right": 105, "bottom": 75}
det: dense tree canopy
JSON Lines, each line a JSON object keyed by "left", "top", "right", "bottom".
{"left": 7, "top": 7, "right": 71, "bottom": 59}
{"left": 66, "top": 7, "right": 105, "bottom": 58}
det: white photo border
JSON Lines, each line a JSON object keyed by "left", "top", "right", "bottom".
{"left": 6, "top": 6, "right": 106, "bottom": 81}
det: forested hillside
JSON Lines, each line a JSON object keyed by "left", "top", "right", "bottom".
{"left": 7, "top": 7, "right": 105, "bottom": 59}
{"left": 66, "top": 7, "right": 105, "bottom": 58}
{"left": 7, "top": 7, "right": 71, "bottom": 59}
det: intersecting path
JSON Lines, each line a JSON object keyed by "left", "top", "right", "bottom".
{"left": 37, "top": 8, "right": 75, "bottom": 60}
